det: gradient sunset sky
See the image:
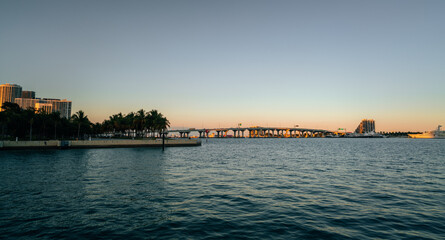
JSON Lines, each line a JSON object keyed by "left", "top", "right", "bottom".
{"left": 1, "top": 0, "right": 444, "bottom": 132}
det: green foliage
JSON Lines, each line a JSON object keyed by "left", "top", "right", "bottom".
{"left": 101, "top": 109, "right": 170, "bottom": 138}
{"left": 0, "top": 103, "right": 170, "bottom": 140}
{"left": 0, "top": 102, "right": 83, "bottom": 140}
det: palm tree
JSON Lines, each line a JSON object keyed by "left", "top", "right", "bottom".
{"left": 49, "top": 112, "right": 61, "bottom": 139}
{"left": 71, "top": 110, "right": 90, "bottom": 139}
{"left": 156, "top": 116, "right": 170, "bottom": 137}
{"left": 148, "top": 110, "right": 162, "bottom": 137}
{"left": 134, "top": 109, "right": 146, "bottom": 137}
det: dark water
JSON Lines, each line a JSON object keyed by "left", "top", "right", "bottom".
{"left": 1, "top": 139, "right": 444, "bottom": 239}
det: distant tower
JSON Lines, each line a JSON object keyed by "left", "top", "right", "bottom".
{"left": 0, "top": 83, "right": 22, "bottom": 111}
{"left": 355, "top": 119, "right": 375, "bottom": 134}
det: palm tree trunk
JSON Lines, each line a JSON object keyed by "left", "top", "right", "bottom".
{"left": 77, "top": 123, "right": 80, "bottom": 139}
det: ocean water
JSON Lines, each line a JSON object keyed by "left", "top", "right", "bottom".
{"left": 0, "top": 138, "right": 444, "bottom": 239}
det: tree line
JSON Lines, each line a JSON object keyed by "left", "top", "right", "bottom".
{"left": 0, "top": 102, "right": 170, "bottom": 140}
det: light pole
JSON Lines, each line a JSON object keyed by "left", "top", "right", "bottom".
{"left": 162, "top": 129, "right": 167, "bottom": 151}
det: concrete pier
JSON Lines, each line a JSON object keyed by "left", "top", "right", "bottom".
{"left": 0, "top": 139, "right": 201, "bottom": 150}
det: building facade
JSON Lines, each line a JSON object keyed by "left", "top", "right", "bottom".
{"left": 42, "top": 98, "right": 72, "bottom": 119}
{"left": 355, "top": 119, "right": 376, "bottom": 134}
{"left": 14, "top": 98, "right": 40, "bottom": 110}
{"left": 15, "top": 98, "right": 72, "bottom": 118}
{"left": 0, "top": 83, "right": 22, "bottom": 111}
{"left": 1, "top": 82, "right": 72, "bottom": 118}
{"left": 22, "top": 91, "right": 36, "bottom": 99}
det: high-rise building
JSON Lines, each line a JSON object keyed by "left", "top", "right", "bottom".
{"left": 35, "top": 102, "right": 53, "bottom": 114}
{"left": 42, "top": 98, "right": 72, "bottom": 119}
{"left": 15, "top": 98, "right": 72, "bottom": 118}
{"left": 1, "top": 82, "right": 72, "bottom": 118}
{"left": 355, "top": 119, "right": 376, "bottom": 134}
{"left": 14, "top": 98, "right": 40, "bottom": 110}
{"left": 0, "top": 83, "right": 22, "bottom": 111}
{"left": 22, "top": 91, "right": 36, "bottom": 99}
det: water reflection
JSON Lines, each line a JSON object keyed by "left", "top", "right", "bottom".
{"left": 1, "top": 139, "right": 444, "bottom": 239}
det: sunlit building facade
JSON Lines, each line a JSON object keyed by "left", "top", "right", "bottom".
{"left": 355, "top": 119, "right": 376, "bottom": 133}
{"left": 35, "top": 102, "right": 53, "bottom": 113}
{"left": 42, "top": 98, "right": 72, "bottom": 118}
{"left": 1, "top": 82, "right": 72, "bottom": 118}
{"left": 14, "top": 98, "right": 40, "bottom": 110}
{"left": 0, "top": 83, "right": 22, "bottom": 111}
{"left": 15, "top": 98, "right": 72, "bottom": 118}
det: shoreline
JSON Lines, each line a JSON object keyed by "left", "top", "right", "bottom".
{"left": 0, "top": 139, "right": 201, "bottom": 150}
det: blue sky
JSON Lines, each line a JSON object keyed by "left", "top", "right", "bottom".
{"left": 1, "top": 0, "right": 444, "bottom": 131}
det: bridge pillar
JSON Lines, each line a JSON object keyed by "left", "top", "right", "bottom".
{"left": 233, "top": 130, "right": 237, "bottom": 138}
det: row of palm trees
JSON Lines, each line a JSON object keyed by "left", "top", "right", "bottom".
{"left": 98, "top": 109, "right": 170, "bottom": 138}
{"left": 0, "top": 102, "right": 170, "bottom": 140}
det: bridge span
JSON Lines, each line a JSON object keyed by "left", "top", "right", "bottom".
{"left": 167, "top": 127, "right": 333, "bottom": 138}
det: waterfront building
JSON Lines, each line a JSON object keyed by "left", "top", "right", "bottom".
{"left": 43, "top": 98, "right": 72, "bottom": 118}
{"left": 35, "top": 102, "right": 53, "bottom": 113}
{"left": 22, "top": 91, "right": 36, "bottom": 99}
{"left": 0, "top": 83, "right": 22, "bottom": 111}
{"left": 1, "top": 82, "right": 72, "bottom": 118}
{"left": 355, "top": 119, "right": 375, "bottom": 133}
{"left": 15, "top": 98, "right": 72, "bottom": 118}
{"left": 14, "top": 98, "right": 40, "bottom": 110}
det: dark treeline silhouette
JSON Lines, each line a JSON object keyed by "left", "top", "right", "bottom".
{"left": 0, "top": 102, "right": 170, "bottom": 140}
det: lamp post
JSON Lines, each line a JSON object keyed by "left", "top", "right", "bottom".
{"left": 162, "top": 129, "right": 167, "bottom": 151}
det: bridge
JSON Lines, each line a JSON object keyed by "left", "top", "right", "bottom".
{"left": 167, "top": 127, "right": 333, "bottom": 138}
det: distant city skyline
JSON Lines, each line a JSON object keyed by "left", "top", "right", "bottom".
{"left": 1, "top": 1, "right": 444, "bottom": 132}
{"left": 0, "top": 82, "right": 72, "bottom": 118}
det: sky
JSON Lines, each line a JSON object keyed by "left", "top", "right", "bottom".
{"left": 0, "top": 0, "right": 444, "bottom": 132}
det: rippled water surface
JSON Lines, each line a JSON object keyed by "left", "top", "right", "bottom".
{"left": 1, "top": 138, "right": 444, "bottom": 239}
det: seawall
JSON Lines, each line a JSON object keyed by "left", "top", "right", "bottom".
{"left": 0, "top": 139, "right": 201, "bottom": 150}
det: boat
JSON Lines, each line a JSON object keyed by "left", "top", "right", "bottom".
{"left": 408, "top": 125, "right": 445, "bottom": 139}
